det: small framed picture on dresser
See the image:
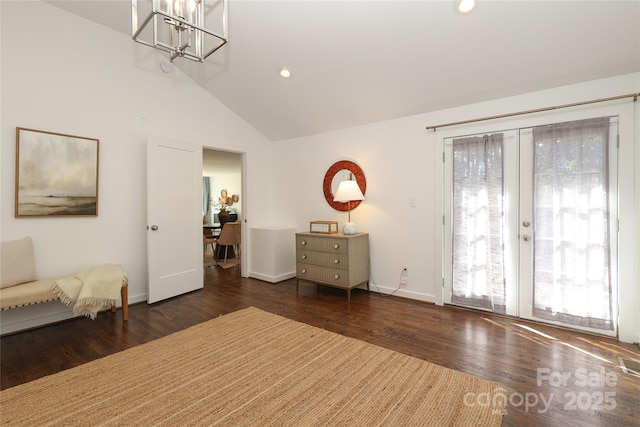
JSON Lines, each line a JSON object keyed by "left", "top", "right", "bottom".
{"left": 309, "top": 221, "right": 338, "bottom": 234}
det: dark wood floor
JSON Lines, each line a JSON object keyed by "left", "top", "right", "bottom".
{"left": 2, "top": 264, "right": 639, "bottom": 426}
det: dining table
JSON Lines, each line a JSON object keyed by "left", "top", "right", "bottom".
{"left": 203, "top": 223, "right": 222, "bottom": 233}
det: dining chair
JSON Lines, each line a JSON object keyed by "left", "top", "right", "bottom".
{"left": 203, "top": 228, "right": 217, "bottom": 261}
{"left": 214, "top": 221, "right": 241, "bottom": 263}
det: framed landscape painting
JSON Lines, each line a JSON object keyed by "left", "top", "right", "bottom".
{"left": 15, "top": 127, "right": 99, "bottom": 217}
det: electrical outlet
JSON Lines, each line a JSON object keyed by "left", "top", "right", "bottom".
{"left": 400, "top": 267, "right": 408, "bottom": 285}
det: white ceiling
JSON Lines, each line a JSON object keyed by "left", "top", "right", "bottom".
{"left": 47, "top": 1, "right": 640, "bottom": 141}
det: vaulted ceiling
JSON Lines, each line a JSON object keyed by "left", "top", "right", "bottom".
{"left": 47, "top": 1, "right": 640, "bottom": 141}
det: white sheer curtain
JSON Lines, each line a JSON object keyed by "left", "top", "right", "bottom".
{"left": 451, "top": 134, "right": 506, "bottom": 314}
{"left": 532, "top": 117, "right": 613, "bottom": 330}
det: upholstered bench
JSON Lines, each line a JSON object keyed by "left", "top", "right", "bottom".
{"left": 0, "top": 237, "right": 128, "bottom": 322}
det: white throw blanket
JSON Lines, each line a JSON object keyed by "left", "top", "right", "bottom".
{"left": 50, "top": 264, "right": 124, "bottom": 320}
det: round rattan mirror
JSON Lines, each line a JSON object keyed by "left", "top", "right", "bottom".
{"left": 323, "top": 160, "right": 366, "bottom": 212}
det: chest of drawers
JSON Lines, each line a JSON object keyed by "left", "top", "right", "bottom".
{"left": 295, "top": 232, "right": 369, "bottom": 303}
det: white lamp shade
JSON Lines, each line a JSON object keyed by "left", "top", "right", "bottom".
{"left": 333, "top": 180, "right": 365, "bottom": 202}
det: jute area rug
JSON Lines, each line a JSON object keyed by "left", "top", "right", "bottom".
{"left": 0, "top": 307, "right": 505, "bottom": 426}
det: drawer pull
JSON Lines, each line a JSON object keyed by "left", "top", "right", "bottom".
{"left": 301, "top": 240, "right": 307, "bottom": 246}
{"left": 334, "top": 259, "right": 340, "bottom": 264}
{"left": 334, "top": 244, "right": 340, "bottom": 249}
{"left": 334, "top": 274, "right": 340, "bottom": 280}
{"left": 301, "top": 268, "right": 307, "bottom": 274}
{"left": 301, "top": 254, "right": 307, "bottom": 260}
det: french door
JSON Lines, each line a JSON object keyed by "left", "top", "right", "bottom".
{"left": 444, "top": 117, "right": 618, "bottom": 336}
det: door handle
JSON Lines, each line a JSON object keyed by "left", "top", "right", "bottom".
{"left": 522, "top": 221, "right": 531, "bottom": 227}
{"left": 150, "top": 225, "right": 159, "bottom": 231}
{"left": 522, "top": 234, "right": 530, "bottom": 241}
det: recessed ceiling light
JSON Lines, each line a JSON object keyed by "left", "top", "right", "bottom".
{"left": 279, "top": 68, "right": 292, "bottom": 79}
{"left": 455, "top": 0, "right": 477, "bottom": 14}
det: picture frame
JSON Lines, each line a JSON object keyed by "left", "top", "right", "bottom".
{"left": 309, "top": 221, "right": 339, "bottom": 234}
{"left": 15, "top": 127, "right": 99, "bottom": 217}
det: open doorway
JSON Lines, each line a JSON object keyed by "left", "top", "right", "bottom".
{"left": 203, "top": 148, "right": 243, "bottom": 273}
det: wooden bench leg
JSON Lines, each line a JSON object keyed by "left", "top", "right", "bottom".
{"left": 110, "top": 286, "right": 129, "bottom": 322}
{"left": 121, "top": 286, "right": 128, "bottom": 321}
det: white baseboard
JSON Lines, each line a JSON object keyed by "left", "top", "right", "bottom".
{"left": 366, "top": 284, "right": 437, "bottom": 303}
{"left": 249, "top": 271, "right": 296, "bottom": 283}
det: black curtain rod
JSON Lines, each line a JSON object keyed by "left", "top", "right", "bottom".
{"left": 426, "top": 93, "right": 639, "bottom": 131}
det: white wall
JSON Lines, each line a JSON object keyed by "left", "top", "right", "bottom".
{"left": 274, "top": 73, "right": 640, "bottom": 343}
{"left": 203, "top": 175, "right": 242, "bottom": 219}
{"left": 0, "top": 1, "right": 273, "bottom": 333}
{"left": 205, "top": 171, "right": 242, "bottom": 217}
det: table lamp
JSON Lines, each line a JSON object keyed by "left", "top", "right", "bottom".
{"left": 333, "top": 179, "right": 365, "bottom": 235}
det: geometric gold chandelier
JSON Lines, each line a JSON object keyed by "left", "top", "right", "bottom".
{"left": 132, "top": 0, "right": 228, "bottom": 63}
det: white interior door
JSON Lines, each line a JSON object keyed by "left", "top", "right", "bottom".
{"left": 147, "top": 135, "right": 203, "bottom": 303}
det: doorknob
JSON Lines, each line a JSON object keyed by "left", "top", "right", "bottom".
{"left": 150, "top": 225, "right": 159, "bottom": 231}
{"left": 522, "top": 221, "right": 531, "bottom": 227}
{"left": 522, "top": 234, "right": 531, "bottom": 241}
